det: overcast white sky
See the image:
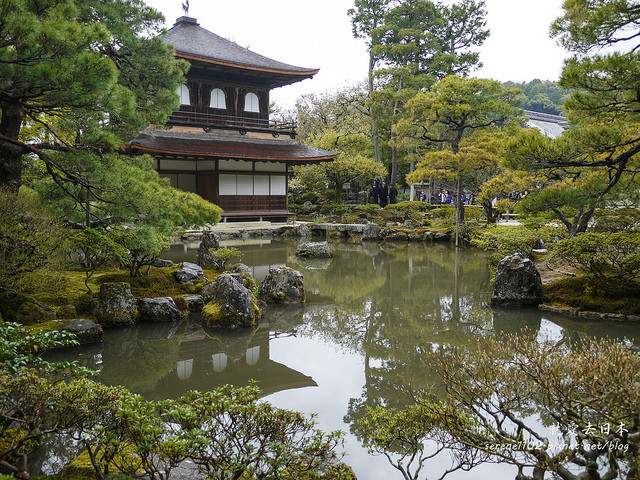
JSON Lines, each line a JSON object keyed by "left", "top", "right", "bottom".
{"left": 145, "top": 0, "right": 569, "bottom": 109}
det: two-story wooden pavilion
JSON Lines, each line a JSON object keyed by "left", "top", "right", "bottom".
{"left": 129, "top": 16, "right": 339, "bottom": 221}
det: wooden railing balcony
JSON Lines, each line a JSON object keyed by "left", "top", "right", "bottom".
{"left": 168, "top": 107, "right": 297, "bottom": 137}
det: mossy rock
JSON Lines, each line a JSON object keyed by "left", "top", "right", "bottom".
{"left": 259, "top": 266, "right": 305, "bottom": 305}
{"left": 202, "top": 298, "right": 260, "bottom": 329}
{"left": 201, "top": 274, "right": 261, "bottom": 328}
{"left": 95, "top": 283, "right": 137, "bottom": 327}
{"left": 0, "top": 288, "right": 56, "bottom": 324}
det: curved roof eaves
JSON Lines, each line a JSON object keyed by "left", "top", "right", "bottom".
{"left": 163, "top": 19, "right": 318, "bottom": 75}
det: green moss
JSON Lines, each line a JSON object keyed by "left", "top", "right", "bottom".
{"left": 0, "top": 289, "right": 56, "bottom": 325}
{"left": 202, "top": 302, "right": 225, "bottom": 327}
{"left": 0, "top": 428, "right": 34, "bottom": 466}
{"left": 543, "top": 276, "right": 640, "bottom": 315}
{"left": 23, "top": 319, "right": 67, "bottom": 335}
{"left": 61, "top": 447, "right": 143, "bottom": 479}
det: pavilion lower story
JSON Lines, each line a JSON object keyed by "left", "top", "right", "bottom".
{"left": 129, "top": 127, "right": 339, "bottom": 221}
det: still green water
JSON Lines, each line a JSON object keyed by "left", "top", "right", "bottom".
{"left": 46, "top": 239, "right": 640, "bottom": 479}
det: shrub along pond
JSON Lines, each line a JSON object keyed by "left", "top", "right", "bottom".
{"left": 44, "top": 239, "right": 640, "bottom": 480}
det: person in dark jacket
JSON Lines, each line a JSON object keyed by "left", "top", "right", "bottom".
{"left": 371, "top": 176, "right": 381, "bottom": 204}
{"left": 389, "top": 184, "right": 398, "bottom": 204}
{"left": 379, "top": 181, "right": 389, "bottom": 207}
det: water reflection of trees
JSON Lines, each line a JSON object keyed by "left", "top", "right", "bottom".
{"left": 289, "top": 242, "right": 498, "bottom": 442}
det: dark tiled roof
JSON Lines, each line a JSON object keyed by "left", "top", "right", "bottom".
{"left": 523, "top": 110, "right": 568, "bottom": 139}
{"left": 163, "top": 17, "right": 318, "bottom": 78}
{"left": 129, "top": 128, "right": 340, "bottom": 163}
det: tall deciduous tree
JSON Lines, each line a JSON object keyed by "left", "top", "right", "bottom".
{"left": 294, "top": 89, "right": 387, "bottom": 203}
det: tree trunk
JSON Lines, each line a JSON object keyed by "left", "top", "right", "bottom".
{"left": 482, "top": 200, "right": 497, "bottom": 223}
{"left": 390, "top": 142, "right": 398, "bottom": 188}
{"left": 0, "top": 100, "right": 25, "bottom": 193}
{"left": 454, "top": 177, "right": 463, "bottom": 246}
{"left": 334, "top": 182, "right": 343, "bottom": 204}
{"left": 390, "top": 96, "right": 401, "bottom": 188}
{"left": 368, "top": 53, "right": 381, "bottom": 164}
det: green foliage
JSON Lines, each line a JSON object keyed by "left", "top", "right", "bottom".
{"left": 0, "top": 0, "right": 221, "bottom": 285}
{"left": 504, "top": 79, "right": 570, "bottom": 115}
{"left": 360, "top": 401, "right": 466, "bottom": 480}
{"left": 353, "top": 203, "right": 381, "bottom": 217}
{"left": 553, "top": 231, "right": 640, "bottom": 287}
{"left": 294, "top": 129, "right": 386, "bottom": 204}
{"left": 320, "top": 203, "right": 353, "bottom": 215}
{"left": 110, "top": 226, "right": 170, "bottom": 277}
{"left": 0, "top": 0, "right": 187, "bottom": 189}
{"left": 205, "top": 247, "right": 242, "bottom": 270}
{"left": 0, "top": 187, "right": 68, "bottom": 289}
{"left": 401, "top": 76, "right": 523, "bottom": 240}
{"left": 67, "top": 228, "right": 128, "bottom": 292}
{"left": 0, "top": 322, "right": 80, "bottom": 375}
{"left": 505, "top": 0, "right": 640, "bottom": 238}
{"left": 592, "top": 208, "right": 640, "bottom": 232}
{"left": 166, "top": 385, "right": 343, "bottom": 480}
{"left": 384, "top": 201, "right": 430, "bottom": 213}
{"left": 427, "top": 205, "right": 455, "bottom": 220}
{"left": 32, "top": 153, "right": 222, "bottom": 237}
{"left": 470, "top": 225, "right": 540, "bottom": 263}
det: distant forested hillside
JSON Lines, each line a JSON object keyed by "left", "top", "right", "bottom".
{"left": 503, "top": 79, "right": 570, "bottom": 116}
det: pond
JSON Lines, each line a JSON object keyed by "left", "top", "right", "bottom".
{"left": 45, "top": 238, "right": 640, "bottom": 479}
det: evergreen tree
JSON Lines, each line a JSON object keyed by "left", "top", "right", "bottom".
{"left": 0, "top": 0, "right": 221, "bottom": 273}
{"left": 368, "top": 0, "right": 489, "bottom": 188}
{"left": 506, "top": 0, "right": 640, "bottom": 237}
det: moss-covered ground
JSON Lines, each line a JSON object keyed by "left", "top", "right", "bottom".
{"left": 2, "top": 265, "right": 220, "bottom": 327}
{"left": 543, "top": 276, "right": 640, "bottom": 315}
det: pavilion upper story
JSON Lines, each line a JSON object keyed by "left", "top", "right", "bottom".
{"left": 128, "top": 16, "right": 338, "bottom": 220}
{"left": 163, "top": 16, "right": 319, "bottom": 137}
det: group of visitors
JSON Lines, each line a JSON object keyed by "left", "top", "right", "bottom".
{"left": 371, "top": 176, "right": 398, "bottom": 207}
{"left": 417, "top": 190, "right": 469, "bottom": 205}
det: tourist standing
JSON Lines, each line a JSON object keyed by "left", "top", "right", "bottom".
{"left": 379, "top": 181, "right": 389, "bottom": 207}
{"left": 372, "top": 176, "right": 381, "bottom": 204}
{"left": 389, "top": 184, "right": 398, "bottom": 204}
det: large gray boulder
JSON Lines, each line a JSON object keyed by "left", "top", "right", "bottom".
{"left": 197, "top": 232, "right": 221, "bottom": 267}
{"left": 298, "top": 224, "right": 311, "bottom": 239}
{"left": 137, "top": 297, "right": 180, "bottom": 322}
{"left": 202, "top": 273, "right": 260, "bottom": 328}
{"left": 228, "top": 263, "right": 253, "bottom": 278}
{"left": 296, "top": 241, "right": 333, "bottom": 259}
{"left": 174, "top": 262, "right": 204, "bottom": 285}
{"left": 361, "top": 221, "right": 380, "bottom": 241}
{"left": 63, "top": 319, "right": 103, "bottom": 344}
{"left": 96, "top": 283, "right": 137, "bottom": 326}
{"left": 182, "top": 295, "right": 204, "bottom": 313}
{"left": 491, "top": 253, "right": 543, "bottom": 307}
{"left": 259, "top": 266, "right": 305, "bottom": 304}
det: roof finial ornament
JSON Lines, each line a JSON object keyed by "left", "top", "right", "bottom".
{"left": 181, "top": 0, "right": 189, "bottom": 16}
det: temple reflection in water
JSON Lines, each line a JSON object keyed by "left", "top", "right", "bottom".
{"left": 166, "top": 322, "right": 317, "bottom": 397}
